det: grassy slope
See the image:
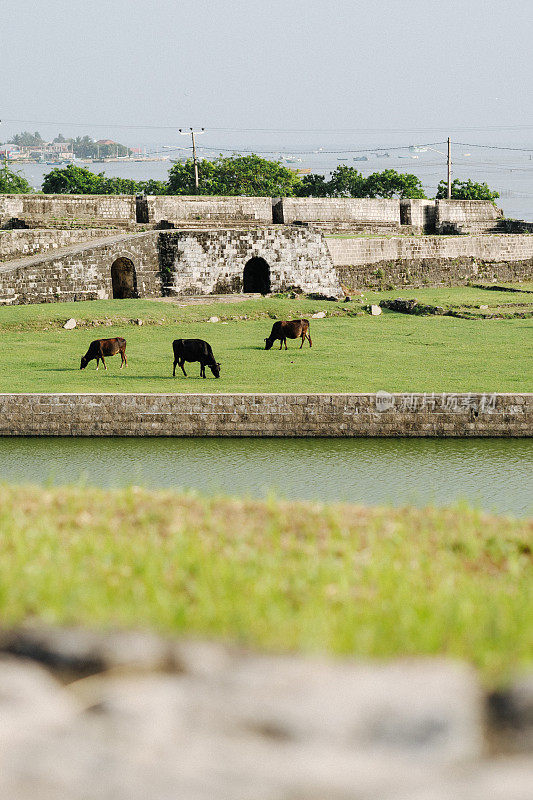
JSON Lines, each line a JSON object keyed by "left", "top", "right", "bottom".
{"left": 362, "top": 286, "right": 533, "bottom": 308}
{"left": 0, "top": 301, "right": 531, "bottom": 393}
{"left": 0, "top": 484, "right": 531, "bottom": 685}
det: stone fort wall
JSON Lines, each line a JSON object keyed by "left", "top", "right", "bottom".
{"left": 0, "top": 231, "right": 162, "bottom": 305}
{"left": 0, "top": 194, "right": 135, "bottom": 227}
{"left": 0, "top": 393, "right": 530, "bottom": 437}
{"left": 0, "top": 228, "right": 116, "bottom": 262}
{"left": 0, "top": 228, "right": 342, "bottom": 304}
{"left": 327, "top": 233, "right": 533, "bottom": 288}
{"left": 0, "top": 193, "right": 505, "bottom": 231}
{"left": 160, "top": 228, "right": 340, "bottom": 296}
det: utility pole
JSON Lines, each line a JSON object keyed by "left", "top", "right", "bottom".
{"left": 447, "top": 137, "right": 452, "bottom": 199}
{"left": 179, "top": 128, "right": 205, "bottom": 193}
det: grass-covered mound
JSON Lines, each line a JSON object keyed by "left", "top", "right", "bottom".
{"left": 0, "top": 295, "right": 531, "bottom": 393}
{"left": 0, "top": 484, "right": 531, "bottom": 685}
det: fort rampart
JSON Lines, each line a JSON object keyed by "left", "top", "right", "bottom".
{"left": 0, "top": 194, "right": 506, "bottom": 232}
{"left": 0, "top": 393, "right": 530, "bottom": 437}
{"left": 328, "top": 234, "right": 533, "bottom": 288}
{"left": 0, "top": 228, "right": 116, "bottom": 262}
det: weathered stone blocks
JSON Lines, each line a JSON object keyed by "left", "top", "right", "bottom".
{"left": 0, "top": 393, "right": 530, "bottom": 437}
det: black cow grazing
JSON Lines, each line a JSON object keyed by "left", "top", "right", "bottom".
{"left": 265, "top": 319, "right": 312, "bottom": 350}
{"left": 80, "top": 338, "right": 127, "bottom": 371}
{"left": 173, "top": 339, "right": 221, "bottom": 379}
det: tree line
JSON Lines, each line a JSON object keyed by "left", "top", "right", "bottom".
{"left": 0, "top": 154, "right": 499, "bottom": 201}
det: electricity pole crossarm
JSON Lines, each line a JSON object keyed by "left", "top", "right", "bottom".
{"left": 178, "top": 127, "right": 205, "bottom": 193}
{"left": 417, "top": 139, "right": 452, "bottom": 199}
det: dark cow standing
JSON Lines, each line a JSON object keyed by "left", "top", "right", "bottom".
{"left": 173, "top": 339, "right": 221, "bottom": 379}
{"left": 265, "top": 319, "right": 312, "bottom": 350}
{"left": 80, "top": 338, "right": 127, "bottom": 370}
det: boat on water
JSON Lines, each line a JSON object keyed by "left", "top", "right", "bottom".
{"left": 353, "top": 156, "right": 368, "bottom": 161}
{"left": 374, "top": 152, "right": 390, "bottom": 158}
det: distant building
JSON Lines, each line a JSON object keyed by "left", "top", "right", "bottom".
{"left": 17, "top": 142, "right": 74, "bottom": 161}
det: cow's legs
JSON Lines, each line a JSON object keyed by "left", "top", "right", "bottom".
{"left": 299, "top": 333, "right": 304, "bottom": 349}
{"left": 101, "top": 355, "right": 107, "bottom": 371}
{"left": 173, "top": 359, "right": 177, "bottom": 377}
{"left": 95, "top": 357, "right": 99, "bottom": 371}
{"left": 200, "top": 363, "right": 206, "bottom": 378}
{"left": 179, "top": 359, "right": 187, "bottom": 377}
{"left": 307, "top": 331, "right": 312, "bottom": 347}
{"left": 284, "top": 338, "right": 288, "bottom": 350}
{"left": 121, "top": 348, "right": 127, "bottom": 367}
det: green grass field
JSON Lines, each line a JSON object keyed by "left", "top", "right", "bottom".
{"left": 0, "top": 294, "right": 531, "bottom": 393}
{"left": 0, "top": 484, "right": 531, "bottom": 685}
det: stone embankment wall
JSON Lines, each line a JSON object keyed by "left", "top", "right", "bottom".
{"left": 0, "top": 231, "right": 162, "bottom": 305}
{"left": 0, "top": 194, "right": 135, "bottom": 227}
{"left": 0, "top": 626, "right": 531, "bottom": 800}
{"left": 0, "top": 228, "right": 116, "bottom": 262}
{"left": 0, "top": 393, "right": 530, "bottom": 437}
{"left": 160, "top": 228, "right": 341, "bottom": 296}
{"left": 328, "top": 234, "right": 533, "bottom": 288}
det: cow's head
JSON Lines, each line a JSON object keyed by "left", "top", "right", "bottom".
{"left": 80, "top": 355, "right": 89, "bottom": 370}
{"left": 209, "top": 362, "right": 221, "bottom": 379}
{"left": 264, "top": 337, "right": 273, "bottom": 350}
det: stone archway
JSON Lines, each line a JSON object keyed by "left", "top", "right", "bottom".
{"left": 111, "top": 257, "right": 137, "bottom": 299}
{"left": 243, "top": 257, "right": 271, "bottom": 294}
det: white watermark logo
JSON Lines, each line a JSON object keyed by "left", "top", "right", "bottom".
{"left": 375, "top": 392, "right": 504, "bottom": 414}
{"left": 375, "top": 391, "right": 395, "bottom": 412}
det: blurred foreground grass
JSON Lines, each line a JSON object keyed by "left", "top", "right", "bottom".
{"left": 0, "top": 484, "right": 531, "bottom": 686}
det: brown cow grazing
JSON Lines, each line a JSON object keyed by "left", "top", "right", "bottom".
{"left": 265, "top": 319, "right": 312, "bottom": 350}
{"left": 80, "top": 338, "right": 127, "bottom": 371}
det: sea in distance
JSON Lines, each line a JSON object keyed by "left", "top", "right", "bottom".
{"left": 14, "top": 145, "right": 533, "bottom": 222}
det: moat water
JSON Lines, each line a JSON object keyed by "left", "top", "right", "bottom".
{"left": 0, "top": 437, "right": 531, "bottom": 517}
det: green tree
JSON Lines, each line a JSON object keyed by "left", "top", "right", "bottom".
{"left": 167, "top": 154, "right": 301, "bottom": 196}
{"left": 0, "top": 161, "right": 33, "bottom": 193}
{"left": 328, "top": 166, "right": 367, "bottom": 197}
{"left": 365, "top": 169, "right": 426, "bottom": 198}
{"left": 10, "top": 131, "right": 43, "bottom": 147}
{"left": 295, "top": 173, "right": 331, "bottom": 197}
{"left": 137, "top": 179, "right": 168, "bottom": 195}
{"left": 41, "top": 165, "right": 168, "bottom": 195}
{"left": 436, "top": 178, "right": 499, "bottom": 202}
{"left": 42, "top": 165, "right": 106, "bottom": 194}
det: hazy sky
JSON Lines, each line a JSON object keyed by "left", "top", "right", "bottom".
{"left": 2, "top": 0, "right": 532, "bottom": 149}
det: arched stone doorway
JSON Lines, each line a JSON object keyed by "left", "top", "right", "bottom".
{"left": 111, "top": 257, "right": 137, "bottom": 299}
{"left": 243, "top": 257, "right": 271, "bottom": 294}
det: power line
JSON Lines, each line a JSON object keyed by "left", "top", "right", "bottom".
{"left": 2, "top": 118, "right": 533, "bottom": 134}
{"left": 455, "top": 141, "right": 533, "bottom": 152}
{"left": 177, "top": 141, "right": 447, "bottom": 155}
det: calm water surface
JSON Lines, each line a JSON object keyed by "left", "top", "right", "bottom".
{"left": 0, "top": 437, "right": 531, "bottom": 517}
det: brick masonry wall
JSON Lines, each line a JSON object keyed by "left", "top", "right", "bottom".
{"left": 147, "top": 195, "right": 272, "bottom": 224}
{"left": 0, "top": 194, "right": 136, "bottom": 226}
{"left": 0, "top": 393, "right": 530, "bottom": 437}
{"left": 327, "top": 234, "right": 533, "bottom": 288}
{"left": 0, "top": 228, "right": 116, "bottom": 262}
{"left": 160, "top": 228, "right": 342, "bottom": 296}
